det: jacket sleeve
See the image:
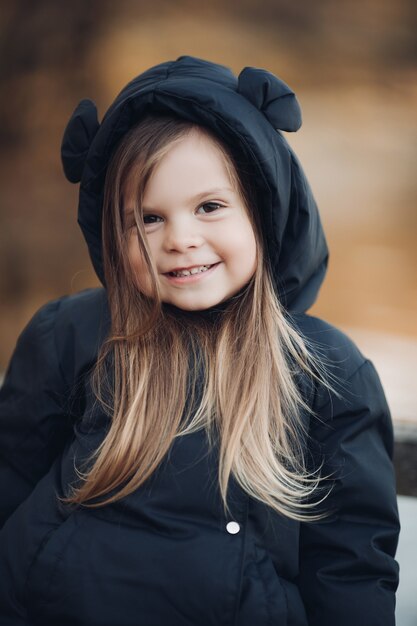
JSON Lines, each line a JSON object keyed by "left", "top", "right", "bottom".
{"left": 0, "top": 298, "right": 75, "bottom": 528}
{"left": 297, "top": 358, "right": 400, "bottom": 626}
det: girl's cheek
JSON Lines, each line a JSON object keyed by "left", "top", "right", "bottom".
{"left": 127, "top": 234, "right": 153, "bottom": 296}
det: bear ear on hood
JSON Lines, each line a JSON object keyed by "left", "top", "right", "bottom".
{"left": 237, "top": 67, "right": 302, "bottom": 132}
{"left": 61, "top": 99, "right": 100, "bottom": 183}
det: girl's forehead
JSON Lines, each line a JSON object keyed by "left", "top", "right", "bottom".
{"left": 121, "top": 126, "right": 240, "bottom": 209}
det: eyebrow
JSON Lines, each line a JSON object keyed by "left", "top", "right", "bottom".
{"left": 139, "top": 187, "right": 235, "bottom": 212}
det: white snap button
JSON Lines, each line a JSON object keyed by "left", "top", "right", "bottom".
{"left": 226, "top": 521, "right": 240, "bottom": 534}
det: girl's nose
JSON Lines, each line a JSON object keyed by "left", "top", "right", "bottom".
{"left": 163, "top": 219, "right": 204, "bottom": 252}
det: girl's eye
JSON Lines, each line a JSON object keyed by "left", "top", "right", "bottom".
{"left": 196, "top": 202, "right": 224, "bottom": 214}
{"left": 143, "top": 214, "right": 162, "bottom": 224}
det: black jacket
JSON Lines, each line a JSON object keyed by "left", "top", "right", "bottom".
{"left": 0, "top": 55, "right": 399, "bottom": 626}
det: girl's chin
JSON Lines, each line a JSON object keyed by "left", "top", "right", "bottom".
{"left": 164, "top": 299, "right": 225, "bottom": 312}
{"left": 161, "top": 282, "right": 252, "bottom": 313}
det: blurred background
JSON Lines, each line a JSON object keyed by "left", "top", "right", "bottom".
{"left": 0, "top": 0, "right": 416, "bottom": 620}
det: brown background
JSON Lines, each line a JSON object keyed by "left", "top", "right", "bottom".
{"left": 1, "top": 0, "right": 416, "bottom": 371}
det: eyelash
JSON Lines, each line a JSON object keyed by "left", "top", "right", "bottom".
{"left": 197, "top": 202, "right": 224, "bottom": 214}
{"left": 143, "top": 202, "right": 224, "bottom": 225}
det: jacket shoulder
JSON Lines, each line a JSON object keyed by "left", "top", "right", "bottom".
{"left": 56, "top": 287, "right": 110, "bottom": 379}
{"left": 287, "top": 312, "right": 367, "bottom": 382}
{"left": 33, "top": 287, "right": 110, "bottom": 386}
{"left": 286, "top": 312, "right": 373, "bottom": 413}
{"left": 52, "top": 286, "right": 109, "bottom": 325}
{"left": 25, "top": 287, "right": 108, "bottom": 324}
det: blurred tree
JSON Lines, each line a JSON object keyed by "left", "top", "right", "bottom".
{"left": 0, "top": 0, "right": 415, "bottom": 369}
{"left": 0, "top": 0, "right": 112, "bottom": 150}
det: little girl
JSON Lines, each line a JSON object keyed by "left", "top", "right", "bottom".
{"left": 0, "top": 55, "right": 399, "bottom": 625}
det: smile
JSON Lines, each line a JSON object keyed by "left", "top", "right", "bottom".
{"left": 167, "top": 264, "right": 213, "bottom": 277}
{"left": 163, "top": 263, "right": 220, "bottom": 283}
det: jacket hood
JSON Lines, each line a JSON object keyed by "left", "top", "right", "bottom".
{"left": 61, "top": 54, "right": 328, "bottom": 313}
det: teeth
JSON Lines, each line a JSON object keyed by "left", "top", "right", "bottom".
{"left": 170, "top": 265, "right": 212, "bottom": 277}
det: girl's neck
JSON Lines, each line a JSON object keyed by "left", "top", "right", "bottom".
{"left": 162, "top": 298, "right": 231, "bottom": 324}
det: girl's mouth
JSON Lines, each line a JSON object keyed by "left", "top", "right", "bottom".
{"left": 163, "top": 263, "right": 220, "bottom": 283}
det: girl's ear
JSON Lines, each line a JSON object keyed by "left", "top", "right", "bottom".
{"left": 61, "top": 99, "right": 100, "bottom": 183}
{"left": 237, "top": 67, "right": 302, "bottom": 132}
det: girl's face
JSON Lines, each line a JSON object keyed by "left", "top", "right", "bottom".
{"left": 123, "top": 130, "right": 257, "bottom": 311}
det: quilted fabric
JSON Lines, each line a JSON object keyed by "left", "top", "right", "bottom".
{"left": 0, "top": 56, "right": 399, "bottom": 625}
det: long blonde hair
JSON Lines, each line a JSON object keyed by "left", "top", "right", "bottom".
{"left": 61, "top": 113, "right": 339, "bottom": 521}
